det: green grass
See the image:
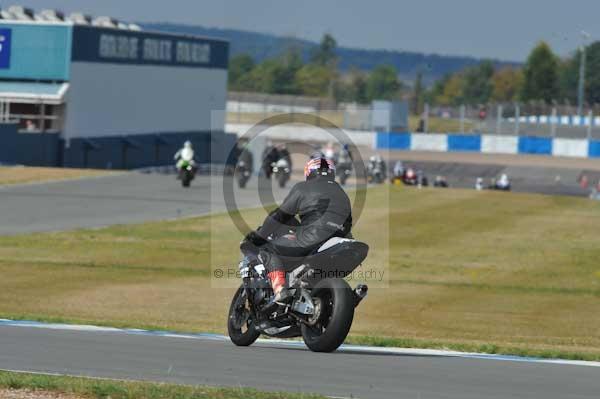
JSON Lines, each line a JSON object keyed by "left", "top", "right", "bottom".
{"left": 1, "top": 186, "right": 600, "bottom": 360}
{"left": 0, "top": 371, "right": 325, "bottom": 399}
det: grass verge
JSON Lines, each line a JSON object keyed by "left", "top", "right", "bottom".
{"left": 0, "top": 371, "right": 324, "bottom": 399}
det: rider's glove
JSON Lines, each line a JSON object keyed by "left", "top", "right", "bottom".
{"left": 245, "top": 231, "right": 268, "bottom": 247}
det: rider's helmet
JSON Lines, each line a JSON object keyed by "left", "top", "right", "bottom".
{"left": 184, "top": 140, "right": 192, "bottom": 149}
{"left": 304, "top": 157, "right": 335, "bottom": 181}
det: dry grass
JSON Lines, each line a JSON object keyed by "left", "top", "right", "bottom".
{"left": 0, "top": 187, "right": 599, "bottom": 359}
{"left": 0, "top": 167, "right": 115, "bottom": 186}
{"left": 0, "top": 371, "right": 323, "bottom": 399}
{"left": 0, "top": 388, "right": 83, "bottom": 399}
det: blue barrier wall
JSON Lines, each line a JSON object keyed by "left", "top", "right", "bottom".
{"left": 589, "top": 141, "right": 600, "bottom": 158}
{"left": 375, "top": 132, "right": 411, "bottom": 149}
{"left": 0, "top": 123, "right": 61, "bottom": 166}
{"left": 0, "top": 122, "right": 237, "bottom": 169}
{"left": 447, "top": 134, "right": 481, "bottom": 152}
{"left": 517, "top": 136, "right": 553, "bottom": 155}
{"left": 62, "top": 131, "right": 237, "bottom": 169}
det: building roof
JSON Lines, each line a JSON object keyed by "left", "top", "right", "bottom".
{"left": 0, "top": 81, "right": 69, "bottom": 104}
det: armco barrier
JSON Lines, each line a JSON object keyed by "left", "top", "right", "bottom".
{"left": 518, "top": 136, "right": 553, "bottom": 155}
{"left": 411, "top": 133, "right": 447, "bottom": 152}
{"left": 552, "top": 138, "right": 589, "bottom": 158}
{"left": 375, "top": 132, "right": 410, "bottom": 150}
{"left": 481, "top": 135, "right": 518, "bottom": 154}
{"left": 447, "top": 134, "right": 481, "bottom": 152}
{"left": 589, "top": 141, "right": 600, "bottom": 158}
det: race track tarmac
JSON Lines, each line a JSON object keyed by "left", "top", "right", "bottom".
{"left": 0, "top": 173, "right": 290, "bottom": 235}
{"left": 0, "top": 323, "right": 598, "bottom": 399}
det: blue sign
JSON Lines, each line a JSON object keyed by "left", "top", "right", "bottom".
{"left": 0, "top": 28, "right": 12, "bottom": 69}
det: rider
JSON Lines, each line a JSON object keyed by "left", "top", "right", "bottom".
{"left": 237, "top": 142, "right": 254, "bottom": 171}
{"left": 243, "top": 157, "right": 352, "bottom": 305}
{"left": 368, "top": 154, "right": 387, "bottom": 178}
{"left": 174, "top": 140, "right": 195, "bottom": 170}
{"left": 337, "top": 144, "right": 353, "bottom": 166}
{"left": 261, "top": 141, "right": 280, "bottom": 179}
{"left": 277, "top": 144, "right": 292, "bottom": 172}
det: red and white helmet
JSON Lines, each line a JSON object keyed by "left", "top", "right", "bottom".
{"left": 304, "top": 157, "right": 335, "bottom": 180}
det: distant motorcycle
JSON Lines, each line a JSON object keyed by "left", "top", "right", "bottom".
{"left": 433, "top": 176, "right": 448, "bottom": 188}
{"left": 491, "top": 174, "right": 511, "bottom": 191}
{"left": 400, "top": 168, "right": 428, "bottom": 187}
{"left": 337, "top": 162, "right": 352, "bottom": 186}
{"left": 236, "top": 160, "right": 252, "bottom": 189}
{"left": 272, "top": 158, "right": 291, "bottom": 188}
{"left": 178, "top": 160, "right": 196, "bottom": 188}
{"left": 229, "top": 227, "right": 369, "bottom": 352}
{"left": 367, "top": 162, "right": 385, "bottom": 184}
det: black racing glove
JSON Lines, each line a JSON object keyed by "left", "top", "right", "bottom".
{"left": 244, "top": 230, "right": 268, "bottom": 247}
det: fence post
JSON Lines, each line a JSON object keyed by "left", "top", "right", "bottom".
{"left": 496, "top": 104, "right": 503, "bottom": 135}
{"left": 423, "top": 103, "right": 430, "bottom": 133}
{"left": 514, "top": 103, "right": 520, "bottom": 136}
{"left": 551, "top": 107, "right": 557, "bottom": 138}
{"left": 459, "top": 104, "right": 465, "bottom": 133}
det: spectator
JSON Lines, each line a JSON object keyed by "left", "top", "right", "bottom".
{"left": 25, "top": 120, "right": 36, "bottom": 132}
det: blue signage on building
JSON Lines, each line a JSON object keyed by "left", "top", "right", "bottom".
{"left": 0, "top": 28, "right": 12, "bottom": 69}
{"left": 71, "top": 26, "right": 228, "bottom": 69}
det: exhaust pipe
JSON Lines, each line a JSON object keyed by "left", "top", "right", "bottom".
{"left": 353, "top": 284, "right": 368, "bottom": 307}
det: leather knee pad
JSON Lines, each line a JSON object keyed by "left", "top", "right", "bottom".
{"left": 259, "top": 249, "right": 284, "bottom": 273}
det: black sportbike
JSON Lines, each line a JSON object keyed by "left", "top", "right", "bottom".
{"left": 228, "top": 230, "right": 369, "bottom": 352}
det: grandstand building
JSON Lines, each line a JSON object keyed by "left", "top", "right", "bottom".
{"left": 0, "top": 6, "right": 232, "bottom": 168}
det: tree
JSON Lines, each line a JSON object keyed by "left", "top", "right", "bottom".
{"left": 311, "top": 33, "right": 338, "bottom": 67}
{"left": 228, "top": 54, "right": 255, "bottom": 91}
{"left": 557, "top": 57, "right": 578, "bottom": 104}
{"left": 581, "top": 42, "right": 600, "bottom": 105}
{"left": 521, "top": 41, "right": 559, "bottom": 103}
{"left": 335, "top": 69, "right": 369, "bottom": 103}
{"left": 351, "top": 70, "right": 369, "bottom": 104}
{"left": 435, "top": 74, "right": 464, "bottom": 106}
{"left": 295, "top": 64, "right": 332, "bottom": 96}
{"left": 462, "top": 61, "right": 494, "bottom": 105}
{"left": 491, "top": 67, "right": 524, "bottom": 102}
{"left": 366, "top": 64, "right": 402, "bottom": 101}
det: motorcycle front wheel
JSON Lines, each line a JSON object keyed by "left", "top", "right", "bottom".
{"left": 228, "top": 285, "right": 260, "bottom": 346}
{"left": 278, "top": 174, "right": 287, "bottom": 188}
{"left": 301, "top": 278, "right": 354, "bottom": 352}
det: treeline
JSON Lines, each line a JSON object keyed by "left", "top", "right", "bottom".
{"left": 229, "top": 33, "right": 600, "bottom": 109}
{"left": 229, "top": 34, "right": 402, "bottom": 104}
{"left": 426, "top": 41, "right": 600, "bottom": 107}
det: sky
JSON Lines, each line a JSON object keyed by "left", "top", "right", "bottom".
{"left": 22, "top": 0, "right": 600, "bottom": 61}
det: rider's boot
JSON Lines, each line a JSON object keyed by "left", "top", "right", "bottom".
{"left": 267, "top": 270, "right": 293, "bottom": 305}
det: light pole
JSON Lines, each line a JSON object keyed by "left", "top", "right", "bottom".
{"left": 577, "top": 31, "right": 591, "bottom": 116}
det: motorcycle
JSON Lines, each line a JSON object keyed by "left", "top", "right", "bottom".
{"left": 272, "top": 158, "right": 291, "bottom": 188}
{"left": 490, "top": 175, "right": 511, "bottom": 191}
{"left": 401, "top": 168, "right": 428, "bottom": 187}
{"left": 337, "top": 162, "right": 352, "bottom": 186}
{"left": 236, "top": 160, "right": 252, "bottom": 189}
{"left": 228, "top": 231, "right": 369, "bottom": 353}
{"left": 178, "top": 160, "right": 196, "bottom": 188}
{"left": 367, "top": 162, "right": 385, "bottom": 184}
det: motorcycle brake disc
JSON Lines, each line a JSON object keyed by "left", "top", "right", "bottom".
{"left": 306, "top": 297, "right": 323, "bottom": 326}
